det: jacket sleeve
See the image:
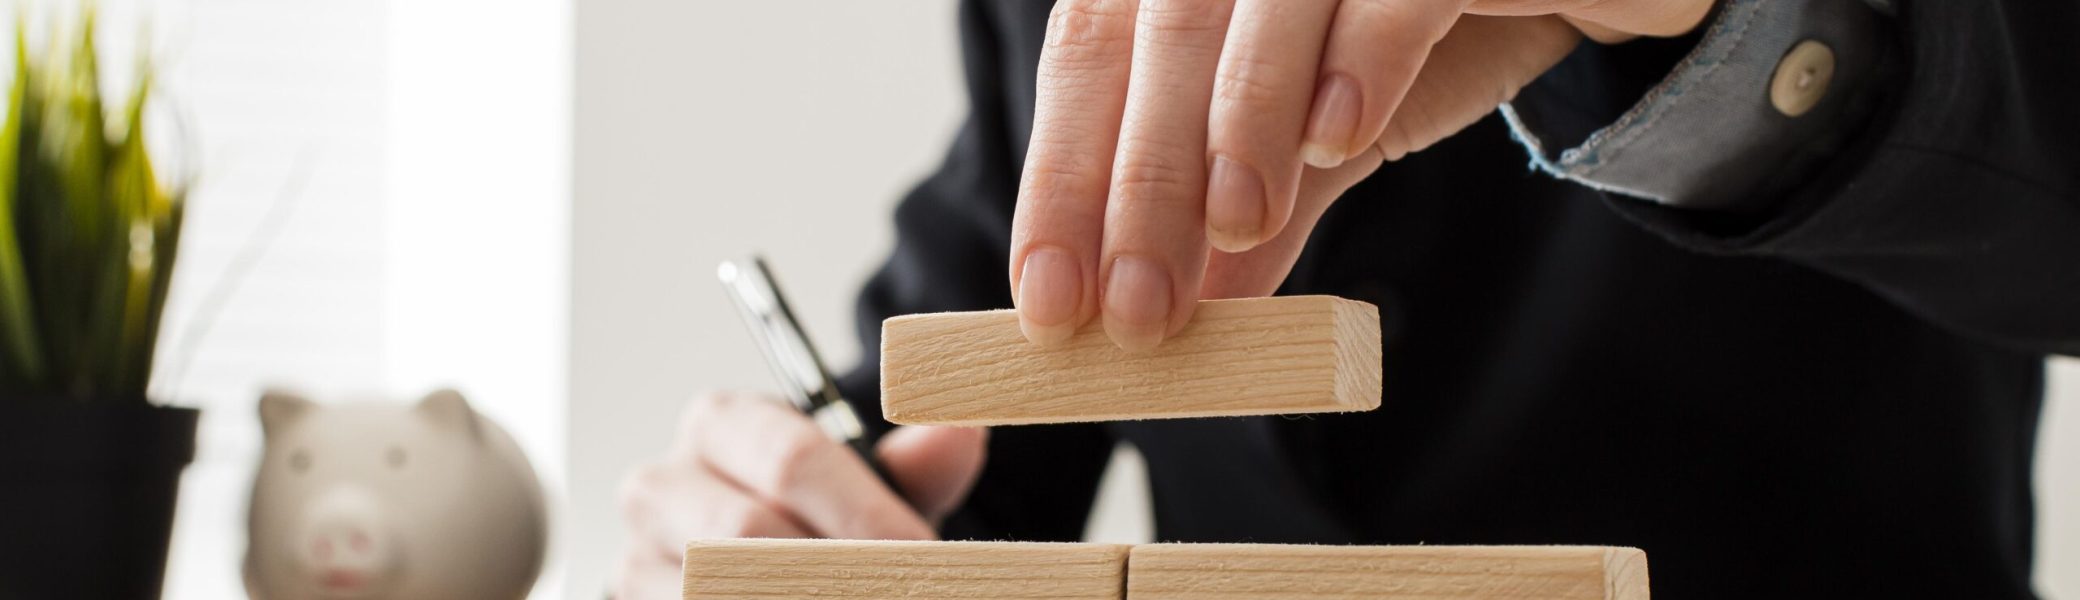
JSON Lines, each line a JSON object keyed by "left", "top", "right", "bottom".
{"left": 1514, "top": 0, "right": 2080, "bottom": 355}
{"left": 832, "top": 0, "right": 1116, "bottom": 542}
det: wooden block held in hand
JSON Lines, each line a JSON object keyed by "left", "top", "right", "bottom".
{"left": 683, "top": 538, "right": 1130, "bottom": 599}
{"left": 880, "top": 295, "right": 1382, "bottom": 426}
{"left": 1126, "top": 544, "right": 1650, "bottom": 600}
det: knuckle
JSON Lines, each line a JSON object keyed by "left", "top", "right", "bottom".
{"left": 1212, "top": 57, "right": 1287, "bottom": 109}
{"left": 1136, "top": 0, "right": 1229, "bottom": 44}
{"left": 1020, "top": 158, "right": 1107, "bottom": 204}
{"left": 1111, "top": 157, "right": 1199, "bottom": 202}
{"left": 1214, "top": 68, "right": 1272, "bottom": 108}
{"left": 1028, "top": 114, "right": 1111, "bottom": 149}
{"left": 1044, "top": 0, "right": 1134, "bottom": 64}
{"left": 1035, "top": 65, "right": 1122, "bottom": 98}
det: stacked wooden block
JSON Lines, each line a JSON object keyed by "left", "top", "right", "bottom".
{"left": 684, "top": 539, "right": 1650, "bottom": 599}
{"left": 682, "top": 296, "right": 1651, "bottom": 598}
{"left": 880, "top": 296, "right": 1383, "bottom": 426}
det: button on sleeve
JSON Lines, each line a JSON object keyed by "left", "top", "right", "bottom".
{"left": 1501, "top": 0, "right": 1895, "bottom": 211}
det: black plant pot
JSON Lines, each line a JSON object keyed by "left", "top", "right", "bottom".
{"left": 0, "top": 401, "right": 199, "bottom": 600}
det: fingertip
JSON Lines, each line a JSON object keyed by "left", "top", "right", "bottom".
{"left": 1201, "top": 147, "right": 1386, "bottom": 302}
{"left": 1300, "top": 142, "right": 1348, "bottom": 170}
{"left": 1104, "top": 324, "right": 1163, "bottom": 353}
{"left": 1301, "top": 72, "right": 1362, "bottom": 169}
{"left": 1207, "top": 224, "right": 1263, "bottom": 254}
{"left": 1206, "top": 155, "right": 1268, "bottom": 253}
{"left": 1101, "top": 255, "right": 1173, "bottom": 352}
{"left": 1102, "top": 314, "right": 1168, "bottom": 353}
{"left": 1014, "top": 245, "right": 1087, "bottom": 346}
{"left": 1258, "top": 165, "right": 1302, "bottom": 240}
{"left": 1018, "top": 318, "right": 1078, "bottom": 347}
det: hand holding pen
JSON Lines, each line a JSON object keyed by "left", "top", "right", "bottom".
{"left": 607, "top": 256, "right": 987, "bottom": 600}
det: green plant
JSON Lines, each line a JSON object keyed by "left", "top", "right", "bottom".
{"left": 0, "top": 11, "right": 183, "bottom": 403}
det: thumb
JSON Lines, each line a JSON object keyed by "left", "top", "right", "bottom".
{"left": 1374, "top": 15, "right": 1579, "bottom": 161}
{"left": 875, "top": 425, "right": 989, "bottom": 524}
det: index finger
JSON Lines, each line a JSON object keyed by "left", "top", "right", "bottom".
{"left": 1009, "top": 0, "right": 1140, "bottom": 345}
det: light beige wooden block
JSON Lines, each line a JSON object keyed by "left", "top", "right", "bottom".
{"left": 1126, "top": 544, "right": 1649, "bottom": 600}
{"left": 682, "top": 538, "right": 1130, "bottom": 599}
{"left": 880, "top": 295, "right": 1382, "bottom": 426}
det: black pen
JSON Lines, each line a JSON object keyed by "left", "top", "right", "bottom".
{"left": 716, "top": 256, "right": 905, "bottom": 501}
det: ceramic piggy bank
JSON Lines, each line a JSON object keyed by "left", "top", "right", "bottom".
{"left": 245, "top": 389, "right": 546, "bottom": 600}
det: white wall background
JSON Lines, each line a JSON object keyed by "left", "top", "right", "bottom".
{"left": 383, "top": 0, "right": 570, "bottom": 597}
{"left": 2044, "top": 360, "right": 2080, "bottom": 597}
{"left": 571, "top": 2, "right": 2079, "bottom": 598}
{"left": 569, "top": 2, "right": 971, "bottom": 596}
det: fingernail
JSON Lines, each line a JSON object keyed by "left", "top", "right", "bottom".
{"left": 1301, "top": 73, "right": 1361, "bottom": 169}
{"left": 1205, "top": 155, "right": 1266, "bottom": 253}
{"left": 1017, "top": 246, "right": 1081, "bottom": 345}
{"left": 1103, "top": 255, "right": 1172, "bottom": 352}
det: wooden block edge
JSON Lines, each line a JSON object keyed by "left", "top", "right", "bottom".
{"left": 1605, "top": 546, "right": 1651, "bottom": 600}
{"left": 1126, "top": 543, "right": 1649, "bottom": 599}
{"left": 683, "top": 537, "right": 1134, "bottom": 554}
{"left": 683, "top": 540, "right": 1641, "bottom": 600}
{"left": 1328, "top": 297, "right": 1384, "bottom": 411}
{"left": 683, "top": 539, "right": 1132, "bottom": 600}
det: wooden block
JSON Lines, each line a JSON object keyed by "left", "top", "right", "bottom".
{"left": 682, "top": 538, "right": 1130, "bottom": 599}
{"left": 1126, "top": 544, "right": 1650, "bottom": 600}
{"left": 880, "top": 295, "right": 1382, "bottom": 426}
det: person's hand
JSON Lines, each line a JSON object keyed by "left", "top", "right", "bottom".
{"left": 612, "top": 391, "right": 987, "bottom": 600}
{"left": 1008, "top": 0, "right": 1713, "bottom": 350}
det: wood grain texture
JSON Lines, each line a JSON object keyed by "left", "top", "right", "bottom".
{"left": 683, "top": 538, "right": 1130, "bottom": 599}
{"left": 1125, "top": 544, "right": 1650, "bottom": 600}
{"left": 880, "top": 295, "right": 1382, "bottom": 426}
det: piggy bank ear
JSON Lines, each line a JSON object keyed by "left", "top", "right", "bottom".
{"left": 258, "top": 389, "right": 315, "bottom": 437}
{"left": 415, "top": 389, "right": 483, "bottom": 440}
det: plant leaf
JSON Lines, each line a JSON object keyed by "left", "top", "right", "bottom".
{"left": 0, "top": 17, "right": 43, "bottom": 386}
{"left": 109, "top": 65, "right": 157, "bottom": 398}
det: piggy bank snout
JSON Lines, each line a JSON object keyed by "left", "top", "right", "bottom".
{"left": 302, "top": 513, "right": 386, "bottom": 571}
{"left": 297, "top": 487, "right": 399, "bottom": 595}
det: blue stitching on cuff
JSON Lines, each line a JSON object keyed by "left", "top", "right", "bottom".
{"left": 1500, "top": 0, "right": 1773, "bottom": 203}
{"left": 1499, "top": 103, "right": 1655, "bottom": 199}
